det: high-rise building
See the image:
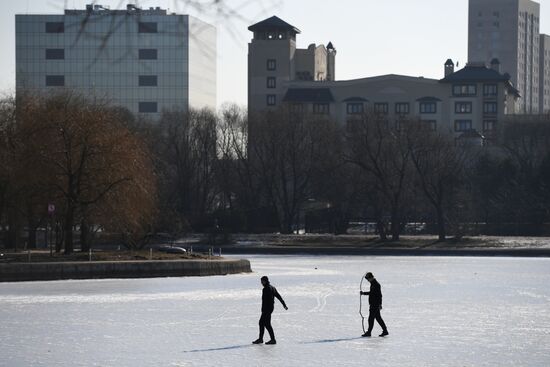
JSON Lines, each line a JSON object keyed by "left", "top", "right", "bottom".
{"left": 15, "top": 4, "right": 216, "bottom": 120}
{"left": 540, "top": 34, "right": 550, "bottom": 113}
{"left": 468, "top": 0, "right": 540, "bottom": 114}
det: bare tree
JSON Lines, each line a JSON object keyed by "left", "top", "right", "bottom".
{"left": 249, "top": 106, "right": 340, "bottom": 234}
{"left": 154, "top": 108, "right": 218, "bottom": 231}
{"left": 405, "top": 122, "right": 469, "bottom": 241}
{"left": 346, "top": 113, "right": 413, "bottom": 241}
{"left": 16, "top": 92, "right": 156, "bottom": 254}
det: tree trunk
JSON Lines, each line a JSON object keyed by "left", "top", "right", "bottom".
{"left": 64, "top": 206, "right": 75, "bottom": 254}
{"left": 55, "top": 222, "right": 63, "bottom": 253}
{"left": 436, "top": 206, "right": 446, "bottom": 242}
{"left": 390, "top": 209, "right": 400, "bottom": 241}
{"left": 80, "top": 218, "right": 90, "bottom": 252}
{"left": 28, "top": 226, "right": 37, "bottom": 249}
{"left": 376, "top": 219, "right": 387, "bottom": 241}
{"left": 7, "top": 206, "right": 21, "bottom": 250}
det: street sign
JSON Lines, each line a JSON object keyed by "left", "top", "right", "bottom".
{"left": 47, "top": 204, "right": 55, "bottom": 215}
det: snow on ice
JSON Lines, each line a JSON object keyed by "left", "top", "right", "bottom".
{"left": 1, "top": 255, "right": 549, "bottom": 366}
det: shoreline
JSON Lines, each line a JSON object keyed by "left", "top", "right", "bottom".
{"left": 0, "top": 259, "right": 252, "bottom": 282}
{"left": 215, "top": 246, "right": 550, "bottom": 257}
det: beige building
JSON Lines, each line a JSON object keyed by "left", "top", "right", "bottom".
{"left": 248, "top": 16, "right": 520, "bottom": 142}
{"left": 468, "top": 0, "right": 541, "bottom": 114}
{"left": 540, "top": 34, "right": 550, "bottom": 113}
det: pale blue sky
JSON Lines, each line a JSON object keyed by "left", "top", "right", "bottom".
{"left": 2, "top": 0, "right": 549, "bottom": 106}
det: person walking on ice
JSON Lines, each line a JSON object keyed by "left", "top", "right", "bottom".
{"left": 360, "top": 272, "right": 389, "bottom": 337}
{"left": 253, "top": 276, "right": 288, "bottom": 345}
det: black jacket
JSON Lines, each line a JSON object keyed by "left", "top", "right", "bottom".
{"left": 262, "top": 284, "right": 286, "bottom": 313}
{"left": 366, "top": 279, "right": 383, "bottom": 307}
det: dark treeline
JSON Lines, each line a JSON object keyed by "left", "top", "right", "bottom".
{"left": 2, "top": 93, "right": 550, "bottom": 252}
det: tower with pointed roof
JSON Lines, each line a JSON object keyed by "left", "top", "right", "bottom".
{"left": 248, "top": 16, "right": 300, "bottom": 111}
{"left": 248, "top": 16, "right": 336, "bottom": 111}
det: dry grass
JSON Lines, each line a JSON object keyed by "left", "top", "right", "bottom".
{"left": 0, "top": 250, "right": 217, "bottom": 263}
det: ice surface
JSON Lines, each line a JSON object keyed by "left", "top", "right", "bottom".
{"left": 1, "top": 256, "right": 550, "bottom": 367}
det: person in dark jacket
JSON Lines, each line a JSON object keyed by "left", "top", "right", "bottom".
{"left": 360, "top": 272, "right": 388, "bottom": 337}
{"left": 252, "top": 276, "right": 288, "bottom": 345}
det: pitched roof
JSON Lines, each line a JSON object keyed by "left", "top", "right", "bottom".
{"left": 343, "top": 96, "right": 368, "bottom": 102}
{"left": 416, "top": 96, "right": 442, "bottom": 102}
{"left": 283, "top": 88, "right": 334, "bottom": 103}
{"left": 440, "top": 64, "right": 520, "bottom": 96}
{"left": 440, "top": 64, "right": 509, "bottom": 83}
{"left": 248, "top": 16, "right": 301, "bottom": 34}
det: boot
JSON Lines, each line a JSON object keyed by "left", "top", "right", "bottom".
{"left": 379, "top": 330, "right": 389, "bottom": 337}
{"left": 362, "top": 332, "right": 371, "bottom": 337}
{"left": 252, "top": 339, "right": 263, "bottom": 344}
{"left": 265, "top": 339, "right": 277, "bottom": 345}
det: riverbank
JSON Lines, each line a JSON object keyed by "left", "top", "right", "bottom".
{"left": 191, "top": 234, "right": 550, "bottom": 257}
{"left": 0, "top": 258, "right": 252, "bottom": 282}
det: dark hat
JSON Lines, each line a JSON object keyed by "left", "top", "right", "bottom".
{"left": 261, "top": 276, "right": 269, "bottom": 282}
{"left": 365, "top": 272, "right": 374, "bottom": 279}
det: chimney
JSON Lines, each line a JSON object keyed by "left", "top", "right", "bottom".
{"left": 490, "top": 58, "right": 501, "bottom": 73}
{"left": 326, "top": 41, "right": 336, "bottom": 81}
{"left": 444, "top": 59, "right": 454, "bottom": 77}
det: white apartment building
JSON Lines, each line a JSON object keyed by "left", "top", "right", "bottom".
{"left": 540, "top": 34, "right": 550, "bottom": 113}
{"left": 16, "top": 4, "right": 216, "bottom": 119}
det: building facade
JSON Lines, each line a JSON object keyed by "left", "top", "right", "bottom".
{"left": 248, "top": 16, "right": 519, "bottom": 142}
{"left": 16, "top": 4, "right": 216, "bottom": 120}
{"left": 540, "top": 34, "right": 550, "bottom": 113}
{"left": 468, "top": 0, "right": 540, "bottom": 114}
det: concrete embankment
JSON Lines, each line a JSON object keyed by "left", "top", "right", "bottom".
{"left": 0, "top": 259, "right": 251, "bottom": 282}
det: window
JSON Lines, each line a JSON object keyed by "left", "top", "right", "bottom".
{"left": 45, "top": 49, "right": 64, "bottom": 60}
{"left": 267, "top": 59, "right": 276, "bottom": 71}
{"left": 138, "top": 22, "right": 157, "bottom": 33}
{"left": 422, "top": 120, "right": 437, "bottom": 131}
{"left": 45, "top": 22, "right": 64, "bottom": 33}
{"left": 455, "top": 120, "right": 472, "bottom": 132}
{"left": 483, "top": 120, "right": 496, "bottom": 131}
{"left": 420, "top": 102, "right": 437, "bottom": 114}
{"left": 455, "top": 102, "right": 472, "bottom": 114}
{"left": 139, "top": 49, "right": 157, "bottom": 60}
{"left": 395, "top": 102, "right": 410, "bottom": 114}
{"left": 266, "top": 94, "right": 276, "bottom": 106}
{"left": 453, "top": 84, "right": 477, "bottom": 96}
{"left": 347, "top": 103, "right": 364, "bottom": 115}
{"left": 313, "top": 103, "right": 330, "bottom": 114}
{"left": 266, "top": 77, "right": 276, "bottom": 89}
{"left": 139, "top": 75, "right": 158, "bottom": 86}
{"left": 374, "top": 103, "right": 388, "bottom": 114}
{"left": 138, "top": 102, "right": 158, "bottom": 113}
{"left": 45, "top": 75, "right": 64, "bottom": 86}
{"left": 483, "top": 84, "right": 498, "bottom": 96}
{"left": 483, "top": 102, "right": 498, "bottom": 114}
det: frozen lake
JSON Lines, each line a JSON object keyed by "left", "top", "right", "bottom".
{"left": 1, "top": 255, "right": 550, "bottom": 367}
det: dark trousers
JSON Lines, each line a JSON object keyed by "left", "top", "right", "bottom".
{"left": 259, "top": 312, "right": 275, "bottom": 341}
{"left": 367, "top": 307, "right": 387, "bottom": 334}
